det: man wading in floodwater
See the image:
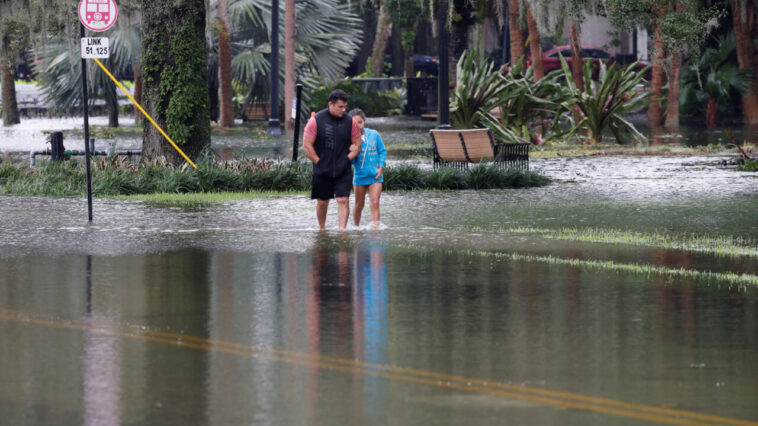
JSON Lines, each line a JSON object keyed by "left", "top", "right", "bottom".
{"left": 303, "top": 89, "right": 362, "bottom": 229}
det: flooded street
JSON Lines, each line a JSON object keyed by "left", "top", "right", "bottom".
{"left": 1, "top": 147, "right": 757, "bottom": 424}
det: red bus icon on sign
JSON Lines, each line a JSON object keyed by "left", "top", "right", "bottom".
{"left": 85, "top": 0, "right": 110, "bottom": 25}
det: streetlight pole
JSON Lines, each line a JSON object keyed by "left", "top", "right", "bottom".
{"left": 267, "top": 0, "right": 282, "bottom": 136}
{"left": 437, "top": 0, "right": 450, "bottom": 129}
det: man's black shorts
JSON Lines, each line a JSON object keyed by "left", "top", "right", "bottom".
{"left": 311, "top": 169, "right": 353, "bottom": 200}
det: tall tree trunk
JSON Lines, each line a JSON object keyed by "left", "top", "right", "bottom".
{"left": 706, "top": 96, "right": 718, "bottom": 128}
{"left": 449, "top": 21, "right": 469, "bottom": 81}
{"left": 508, "top": 0, "right": 524, "bottom": 64}
{"left": 647, "top": 25, "right": 666, "bottom": 128}
{"left": 526, "top": 7, "right": 543, "bottom": 80}
{"left": 355, "top": 4, "right": 377, "bottom": 76}
{"left": 570, "top": 21, "right": 583, "bottom": 91}
{"left": 218, "top": 0, "right": 233, "bottom": 127}
{"left": 402, "top": 27, "right": 416, "bottom": 78}
{"left": 141, "top": 0, "right": 210, "bottom": 165}
{"left": 370, "top": 3, "right": 391, "bottom": 77}
{"left": 284, "top": 0, "right": 295, "bottom": 128}
{"left": 665, "top": 52, "right": 681, "bottom": 131}
{"left": 390, "top": 26, "right": 403, "bottom": 77}
{"left": 132, "top": 62, "right": 142, "bottom": 125}
{"left": 105, "top": 75, "right": 119, "bottom": 128}
{"left": 733, "top": 0, "right": 758, "bottom": 124}
{"left": 1, "top": 33, "right": 20, "bottom": 126}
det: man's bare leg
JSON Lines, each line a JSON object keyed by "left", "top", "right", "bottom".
{"left": 369, "top": 182, "right": 382, "bottom": 226}
{"left": 316, "top": 199, "right": 329, "bottom": 229}
{"left": 336, "top": 196, "right": 350, "bottom": 229}
{"left": 353, "top": 185, "right": 367, "bottom": 226}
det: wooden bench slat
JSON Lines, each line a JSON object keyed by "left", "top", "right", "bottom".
{"left": 431, "top": 128, "right": 529, "bottom": 169}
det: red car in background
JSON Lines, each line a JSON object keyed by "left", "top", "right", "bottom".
{"left": 529, "top": 45, "right": 650, "bottom": 77}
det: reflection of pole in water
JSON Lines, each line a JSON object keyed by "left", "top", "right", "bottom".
{"left": 82, "top": 254, "right": 123, "bottom": 426}
{"left": 86, "top": 254, "right": 92, "bottom": 316}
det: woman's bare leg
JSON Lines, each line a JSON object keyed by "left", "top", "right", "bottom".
{"left": 368, "top": 182, "right": 382, "bottom": 225}
{"left": 353, "top": 185, "right": 368, "bottom": 226}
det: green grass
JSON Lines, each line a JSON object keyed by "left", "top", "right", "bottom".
{"left": 120, "top": 190, "right": 307, "bottom": 207}
{"left": 738, "top": 159, "right": 758, "bottom": 172}
{"left": 529, "top": 141, "right": 750, "bottom": 159}
{"left": 402, "top": 245, "right": 758, "bottom": 288}
{"left": 492, "top": 226, "right": 758, "bottom": 258}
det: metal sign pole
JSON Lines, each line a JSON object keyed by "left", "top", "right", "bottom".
{"left": 80, "top": 24, "right": 93, "bottom": 221}
{"left": 291, "top": 84, "right": 303, "bottom": 162}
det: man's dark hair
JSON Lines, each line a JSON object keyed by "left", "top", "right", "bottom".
{"left": 328, "top": 89, "right": 349, "bottom": 104}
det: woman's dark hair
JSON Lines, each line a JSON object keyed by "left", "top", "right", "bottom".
{"left": 328, "top": 89, "right": 349, "bottom": 104}
{"left": 348, "top": 108, "right": 366, "bottom": 121}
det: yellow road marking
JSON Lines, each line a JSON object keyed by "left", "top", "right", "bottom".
{"left": 92, "top": 58, "right": 197, "bottom": 169}
{"left": 1, "top": 307, "right": 756, "bottom": 425}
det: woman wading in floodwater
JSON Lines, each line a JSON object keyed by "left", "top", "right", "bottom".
{"left": 349, "top": 109, "right": 387, "bottom": 228}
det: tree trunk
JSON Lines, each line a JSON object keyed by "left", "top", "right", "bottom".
{"left": 706, "top": 96, "right": 718, "bottom": 128}
{"left": 141, "top": 0, "right": 210, "bottom": 165}
{"left": 647, "top": 25, "right": 666, "bottom": 128}
{"left": 370, "top": 3, "right": 391, "bottom": 77}
{"left": 1, "top": 35, "right": 20, "bottom": 126}
{"left": 402, "top": 27, "right": 416, "bottom": 78}
{"left": 526, "top": 7, "right": 543, "bottom": 80}
{"left": 508, "top": 0, "right": 524, "bottom": 64}
{"left": 449, "top": 22, "right": 469, "bottom": 81}
{"left": 284, "top": 0, "right": 295, "bottom": 128}
{"left": 132, "top": 62, "right": 142, "bottom": 125}
{"left": 665, "top": 52, "right": 681, "bottom": 131}
{"left": 732, "top": 0, "right": 758, "bottom": 124}
{"left": 570, "top": 21, "right": 583, "bottom": 91}
{"left": 355, "top": 4, "right": 377, "bottom": 76}
{"left": 218, "top": 0, "right": 234, "bottom": 127}
{"left": 390, "top": 26, "right": 404, "bottom": 77}
{"left": 105, "top": 76, "right": 119, "bottom": 128}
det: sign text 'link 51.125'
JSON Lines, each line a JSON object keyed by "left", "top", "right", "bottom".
{"left": 81, "top": 37, "right": 110, "bottom": 59}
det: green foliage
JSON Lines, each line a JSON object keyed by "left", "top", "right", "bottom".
{"left": 681, "top": 33, "right": 751, "bottom": 118}
{"left": 229, "top": 0, "right": 362, "bottom": 102}
{"left": 484, "top": 59, "right": 574, "bottom": 144}
{"left": 306, "top": 80, "right": 404, "bottom": 117}
{"left": 0, "top": 160, "right": 548, "bottom": 196}
{"left": 738, "top": 160, "right": 758, "bottom": 172}
{"left": 383, "top": 164, "right": 426, "bottom": 190}
{"left": 34, "top": 15, "right": 140, "bottom": 114}
{"left": 559, "top": 54, "right": 652, "bottom": 144}
{"left": 603, "top": 0, "right": 723, "bottom": 56}
{"left": 159, "top": 25, "right": 210, "bottom": 146}
{"left": 451, "top": 50, "right": 572, "bottom": 144}
{"left": 450, "top": 50, "right": 527, "bottom": 144}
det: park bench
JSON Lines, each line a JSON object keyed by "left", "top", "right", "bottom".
{"left": 242, "top": 101, "right": 270, "bottom": 121}
{"left": 429, "top": 128, "right": 529, "bottom": 170}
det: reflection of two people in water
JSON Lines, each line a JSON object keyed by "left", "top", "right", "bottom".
{"left": 309, "top": 232, "right": 388, "bottom": 364}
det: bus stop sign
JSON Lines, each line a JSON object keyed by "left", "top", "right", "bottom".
{"left": 78, "top": 0, "right": 118, "bottom": 32}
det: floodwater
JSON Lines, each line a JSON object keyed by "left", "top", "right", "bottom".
{"left": 1, "top": 145, "right": 758, "bottom": 424}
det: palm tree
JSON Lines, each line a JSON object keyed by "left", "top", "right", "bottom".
{"left": 284, "top": 0, "right": 295, "bottom": 128}
{"left": 732, "top": 0, "right": 758, "bottom": 124}
{"left": 1, "top": 0, "right": 29, "bottom": 126}
{"left": 681, "top": 33, "right": 750, "bottom": 128}
{"left": 525, "top": 6, "right": 543, "bottom": 80}
{"left": 34, "top": 16, "right": 141, "bottom": 127}
{"left": 507, "top": 0, "right": 524, "bottom": 64}
{"left": 229, "top": 0, "right": 362, "bottom": 108}
{"left": 218, "top": 0, "right": 234, "bottom": 127}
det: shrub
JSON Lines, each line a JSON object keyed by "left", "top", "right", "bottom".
{"left": 383, "top": 164, "right": 425, "bottom": 190}
{"left": 0, "top": 159, "right": 548, "bottom": 197}
{"left": 307, "top": 80, "right": 403, "bottom": 117}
